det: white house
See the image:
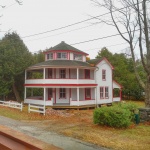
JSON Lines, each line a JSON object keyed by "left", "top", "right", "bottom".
{"left": 24, "top": 41, "right": 122, "bottom": 107}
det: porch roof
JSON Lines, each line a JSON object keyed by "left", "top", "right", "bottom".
{"left": 28, "top": 60, "right": 93, "bottom": 69}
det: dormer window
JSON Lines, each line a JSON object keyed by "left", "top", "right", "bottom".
{"left": 57, "top": 52, "right": 67, "bottom": 59}
{"left": 47, "top": 53, "right": 53, "bottom": 60}
{"left": 74, "top": 54, "right": 82, "bottom": 61}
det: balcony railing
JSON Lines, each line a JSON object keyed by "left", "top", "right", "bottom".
{"left": 25, "top": 78, "right": 96, "bottom": 84}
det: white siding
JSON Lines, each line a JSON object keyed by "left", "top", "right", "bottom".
{"left": 95, "top": 59, "right": 113, "bottom": 104}
{"left": 70, "top": 53, "right": 73, "bottom": 60}
{"left": 82, "top": 56, "right": 86, "bottom": 62}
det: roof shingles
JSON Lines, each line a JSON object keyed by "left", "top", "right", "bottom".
{"left": 29, "top": 60, "right": 93, "bottom": 69}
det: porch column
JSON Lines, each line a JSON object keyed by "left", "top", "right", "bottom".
{"left": 77, "top": 68, "right": 79, "bottom": 81}
{"left": 43, "top": 68, "right": 46, "bottom": 79}
{"left": 77, "top": 87, "right": 79, "bottom": 106}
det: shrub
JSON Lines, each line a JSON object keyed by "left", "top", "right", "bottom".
{"left": 93, "top": 105, "right": 132, "bottom": 128}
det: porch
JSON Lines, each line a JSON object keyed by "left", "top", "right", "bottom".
{"left": 24, "top": 87, "right": 97, "bottom": 106}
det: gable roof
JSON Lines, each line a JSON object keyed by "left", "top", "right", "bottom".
{"left": 28, "top": 60, "right": 94, "bottom": 69}
{"left": 44, "top": 41, "right": 88, "bottom": 55}
{"left": 87, "top": 57, "right": 114, "bottom": 69}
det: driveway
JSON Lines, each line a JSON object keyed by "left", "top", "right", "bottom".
{"left": 0, "top": 116, "right": 109, "bottom": 150}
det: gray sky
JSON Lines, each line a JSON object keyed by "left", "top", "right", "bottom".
{"left": 0, "top": 0, "right": 129, "bottom": 59}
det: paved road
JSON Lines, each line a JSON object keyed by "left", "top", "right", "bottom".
{"left": 0, "top": 116, "right": 109, "bottom": 150}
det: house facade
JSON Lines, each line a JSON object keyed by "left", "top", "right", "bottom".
{"left": 24, "top": 41, "right": 122, "bottom": 107}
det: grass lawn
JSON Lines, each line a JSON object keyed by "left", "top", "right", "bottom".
{"left": 0, "top": 101, "right": 150, "bottom": 150}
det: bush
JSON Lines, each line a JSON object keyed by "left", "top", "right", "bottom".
{"left": 93, "top": 104, "right": 133, "bottom": 128}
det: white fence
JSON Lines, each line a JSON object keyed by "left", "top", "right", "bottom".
{"left": 0, "top": 100, "right": 23, "bottom": 111}
{"left": 28, "top": 104, "right": 45, "bottom": 115}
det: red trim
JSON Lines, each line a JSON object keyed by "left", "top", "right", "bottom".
{"left": 69, "top": 69, "right": 70, "bottom": 79}
{"left": 48, "top": 68, "right": 52, "bottom": 79}
{"left": 24, "top": 84, "right": 97, "bottom": 87}
{"left": 85, "top": 88, "right": 91, "bottom": 100}
{"left": 69, "top": 88, "right": 71, "bottom": 98}
{"left": 54, "top": 68, "right": 56, "bottom": 78}
{"left": 59, "top": 68, "right": 66, "bottom": 78}
{"left": 85, "top": 69, "right": 90, "bottom": 79}
{"left": 48, "top": 88, "right": 52, "bottom": 100}
{"left": 44, "top": 50, "right": 88, "bottom": 56}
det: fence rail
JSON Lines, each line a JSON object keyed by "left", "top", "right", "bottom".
{"left": 28, "top": 104, "right": 45, "bottom": 115}
{"left": 0, "top": 100, "right": 23, "bottom": 111}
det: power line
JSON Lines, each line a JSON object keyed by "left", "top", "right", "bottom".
{"left": 21, "top": 1, "right": 143, "bottom": 39}
{"left": 70, "top": 28, "right": 140, "bottom": 46}
{"left": 24, "top": 24, "right": 97, "bottom": 42}
{"left": 21, "top": 13, "right": 110, "bottom": 39}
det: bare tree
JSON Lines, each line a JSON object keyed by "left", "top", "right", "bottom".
{"left": 92, "top": 0, "right": 150, "bottom": 107}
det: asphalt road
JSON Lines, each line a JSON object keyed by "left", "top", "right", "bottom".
{"left": 0, "top": 116, "right": 109, "bottom": 150}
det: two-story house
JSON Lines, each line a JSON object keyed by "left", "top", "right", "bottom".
{"left": 24, "top": 41, "right": 122, "bottom": 107}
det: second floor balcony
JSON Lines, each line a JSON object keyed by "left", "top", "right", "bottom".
{"left": 25, "top": 68, "right": 96, "bottom": 85}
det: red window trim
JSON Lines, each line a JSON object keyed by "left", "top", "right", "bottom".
{"left": 59, "top": 68, "right": 66, "bottom": 79}
{"left": 85, "top": 69, "right": 90, "bottom": 79}
{"left": 85, "top": 88, "right": 91, "bottom": 100}
{"left": 48, "top": 88, "right": 52, "bottom": 100}
{"left": 48, "top": 68, "right": 53, "bottom": 79}
{"left": 102, "top": 69, "right": 106, "bottom": 81}
{"left": 56, "top": 52, "right": 67, "bottom": 60}
{"left": 59, "top": 88, "right": 66, "bottom": 99}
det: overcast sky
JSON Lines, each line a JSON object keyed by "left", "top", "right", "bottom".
{"left": 0, "top": 0, "right": 130, "bottom": 59}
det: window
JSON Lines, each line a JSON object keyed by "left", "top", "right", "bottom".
{"left": 74, "top": 54, "right": 82, "bottom": 61}
{"left": 102, "top": 70, "right": 106, "bottom": 80}
{"left": 48, "top": 88, "right": 52, "bottom": 100}
{"left": 85, "top": 69, "right": 90, "bottom": 79}
{"left": 60, "top": 69, "right": 66, "bottom": 78}
{"left": 85, "top": 88, "right": 91, "bottom": 99}
{"left": 48, "top": 68, "right": 52, "bottom": 78}
{"left": 100, "top": 87, "right": 109, "bottom": 99}
{"left": 105, "top": 87, "right": 109, "bottom": 98}
{"left": 47, "top": 53, "right": 53, "bottom": 60}
{"left": 100, "top": 87, "right": 104, "bottom": 99}
{"left": 59, "top": 88, "right": 66, "bottom": 98}
{"left": 57, "top": 52, "right": 67, "bottom": 59}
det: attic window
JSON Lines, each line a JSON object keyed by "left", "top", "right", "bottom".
{"left": 74, "top": 54, "right": 82, "bottom": 61}
{"left": 47, "top": 53, "right": 53, "bottom": 60}
{"left": 57, "top": 52, "right": 67, "bottom": 59}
